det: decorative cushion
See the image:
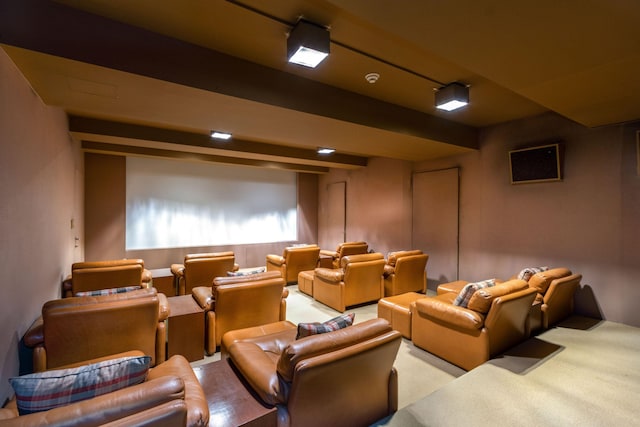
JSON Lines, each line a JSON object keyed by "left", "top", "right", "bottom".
{"left": 517, "top": 266, "right": 549, "bottom": 282}
{"left": 453, "top": 279, "right": 496, "bottom": 309}
{"left": 74, "top": 285, "right": 141, "bottom": 297}
{"left": 9, "top": 355, "right": 151, "bottom": 415}
{"left": 227, "top": 267, "right": 266, "bottom": 276}
{"left": 296, "top": 313, "right": 355, "bottom": 339}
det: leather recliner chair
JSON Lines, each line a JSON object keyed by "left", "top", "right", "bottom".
{"left": 191, "top": 271, "right": 288, "bottom": 356}
{"left": 383, "top": 250, "right": 429, "bottom": 296}
{"left": 319, "top": 241, "right": 368, "bottom": 269}
{"left": 437, "top": 267, "right": 581, "bottom": 332}
{"left": 313, "top": 252, "right": 385, "bottom": 312}
{"left": 266, "top": 244, "right": 321, "bottom": 284}
{"left": 171, "top": 252, "right": 239, "bottom": 295}
{"left": 62, "top": 258, "right": 153, "bottom": 297}
{"left": 412, "top": 279, "right": 537, "bottom": 370}
{"left": 23, "top": 288, "right": 169, "bottom": 371}
{"left": 0, "top": 351, "right": 209, "bottom": 427}
{"left": 226, "top": 318, "right": 402, "bottom": 427}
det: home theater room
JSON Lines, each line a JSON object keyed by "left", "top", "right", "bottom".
{"left": 1, "top": 1, "right": 639, "bottom": 426}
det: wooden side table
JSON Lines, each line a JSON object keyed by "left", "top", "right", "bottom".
{"left": 149, "top": 267, "right": 176, "bottom": 296}
{"left": 167, "top": 295, "right": 204, "bottom": 362}
{"left": 193, "top": 358, "right": 277, "bottom": 427}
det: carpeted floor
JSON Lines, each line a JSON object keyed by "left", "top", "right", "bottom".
{"left": 194, "top": 286, "right": 640, "bottom": 426}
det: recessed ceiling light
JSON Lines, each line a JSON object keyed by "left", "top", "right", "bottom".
{"left": 317, "top": 147, "right": 335, "bottom": 154}
{"left": 210, "top": 130, "right": 232, "bottom": 140}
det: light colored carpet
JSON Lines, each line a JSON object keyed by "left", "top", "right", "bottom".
{"left": 375, "top": 316, "right": 640, "bottom": 426}
{"left": 193, "top": 287, "right": 640, "bottom": 426}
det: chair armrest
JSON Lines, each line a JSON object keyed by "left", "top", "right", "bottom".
{"left": 228, "top": 342, "right": 283, "bottom": 406}
{"left": 157, "top": 292, "right": 170, "bottom": 321}
{"left": 62, "top": 274, "right": 73, "bottom": 297}
{"left": 383, "top": 264, "right": 395, "bottom": 278}
{"left": 266, "top": 254, "right": 285, "bottom": 267}
{"left": 319, "top": 249, "right": 338, "bottom": 259}
{"left": 170, "top": 264, "right": 185, "bottom": 277}
{"left": 314, "top": 268, "right": 344, "bottom": 283}
{"left": 282, "top": 287, "right": 289, "bottom": 299}
{"left": 141, "top": 269, "right": 153, "bottom": 286}
{"left": 414, "top": 297, "right": 484, "bottom": 331}
{"left": 22, "top": 316, "right": 44, "bottom": 348}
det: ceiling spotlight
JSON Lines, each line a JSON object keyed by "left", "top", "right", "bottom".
{"left": 210, "top": 130, "right": 232, "bottom": 140}
{"left": 365, "top": 72, "right": 380, "bottom": 84}
{"left": 287, "top": 19, "right": 330, "bottom": 68}
{"left": 435, "top": 82, "right": 469, "bottom": 111}
{"left": 317, "top": 147, "right": 335, "bottom": 154}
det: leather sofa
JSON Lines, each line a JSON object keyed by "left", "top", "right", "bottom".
{"left": 383, "top": 250, "right": 429, "bottom": 296}
{"left": 313, "top": 252, "right": 386, "bottom": 312}
{"left": 23, "top": 288, "right": 169, "bottom": 371}
{"left": 0, "top": 351, "right": 209, "bottom": 427}
{"left": 412, "top": 279, "right": 537, "bottom": 370}
{"left": 171, "top": 252, "right": 239, "bottom": 295}
{"left": 319, "top": 241, "right": 368, "bottom": 269}
{"left": 192, "top": 271, "right": 288, "bottom": 356}
{"left": 266, "top": 244, "right": 321, "bottom": 284}
{"left": 226, "top": 318, "right": 402, "bottom": 427}
{"left": 62, "top": 258, "right": 152, "bottom": 297}
{"left": 437, "top": 267, "right": 581, "bottom": 332}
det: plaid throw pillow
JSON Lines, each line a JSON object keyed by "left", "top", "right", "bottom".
{"left": 453, "top": 279, "right": 496, "bottom": 308}
{"left": 296, "top": 313, "right": 355, "bottom": 339}
{"left": 517, "top": 266, "right": 549, "bottom": 282}
{"left": 9, "top": 355, "right": 151, "bottom": 415}
{"left": 74, "top": 285, "right": 141, "bottom": 297}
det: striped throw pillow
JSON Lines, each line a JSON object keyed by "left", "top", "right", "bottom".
{"left": 517, "top": 266, "right": 549, "bottom": 282}
{"left": 453, "top": 279, "right": 496, "bottom": 308}
{"left": 296, "top": 313, "right": 355, "bottom": 339}
{"left": 9, "top": 355, "right": 151, "bottom": 415}
{"left": 74, "top": 285, "right": 141, "bottom": 297}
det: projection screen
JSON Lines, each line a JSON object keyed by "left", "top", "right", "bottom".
{"left": 126, "top": 157, "right": 297, "bottom": 250}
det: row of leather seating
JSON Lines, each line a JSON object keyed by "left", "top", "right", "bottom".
{"left": 378, "top": 267, "right": 582, "bottom": 370}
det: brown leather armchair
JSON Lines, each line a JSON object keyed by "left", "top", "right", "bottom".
{"left": 23, "top": 288, "right": 169, "bottom": 371}
{"left": 227, "top": 318, "right": 402, "bottom": 427}
{"left": 526, "top": 268, "right": 582, "bottom": 331}
{"left": 412, "top": 279, "right": 537, "bottom": 370}
{"left": 171, "top": 252, "right": 239, "bottom": 295}
{"left": 383, "top": 250, "right": 429, "bottom": 296}
{"left": 319, "top": 241, "right": 368, "bottom": 269}
{"left": 191, "top": 271, "right": 288, "bottom": 356}
{"left": 62, "top": 258, "right": 152, "bottom": 297}
{"left": 266, "top": 244, "right": 320, "bottom": 284}
{"left": 0, "top": 352, "right": 209, "bottom": 427}
{"left": 313, "top": 252, "right": 385, "bottom": 312}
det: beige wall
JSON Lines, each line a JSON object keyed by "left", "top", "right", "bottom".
{"left": 85, "top": 153, "right": 319, "bottom": 270}
{"left": 319, "top": 112, "right": 640, "bottom": 327}
{"left": 0, "top": 49, "right": 83, "bottom": 402}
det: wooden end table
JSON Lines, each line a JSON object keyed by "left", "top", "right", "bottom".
{"left": 167, "top": 295, "right": 204, "bottom": 362}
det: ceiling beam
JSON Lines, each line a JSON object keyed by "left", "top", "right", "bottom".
{"left": 0, "top": 0, "right": 479, "bottom": 150}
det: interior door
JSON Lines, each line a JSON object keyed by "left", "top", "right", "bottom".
{"left": 412, "top": 168, "right": 459, "bottom": 291}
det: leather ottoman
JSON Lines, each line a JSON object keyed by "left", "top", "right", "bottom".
{"left": 377, "top": 292, "right": 426, "bottom": 339}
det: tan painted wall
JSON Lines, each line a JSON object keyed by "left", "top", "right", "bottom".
{"left": 0, "top": 49, "right": 83, "bottom": 402}
{"left": 318, "top": 112, "right": 640, "bottom": 327}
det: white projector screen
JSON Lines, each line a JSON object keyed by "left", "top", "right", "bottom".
{"left": 126, "top": 157, "right": 297, "bottom": 250}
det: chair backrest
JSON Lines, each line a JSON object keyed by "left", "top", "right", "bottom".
{"left": 277, "top": 318, "right": 402, "bottom": 427}
{"left": 282, "top": 245, "right": 321, "bottom": 283}
{"left": 71, "top": 259, "right": 145, "bottom": 295}
{"left": 527, "top": 267, "right": 572, "bottom": 295}
{"left": 336, "top": 241, "right": 368, "bottom": 258}
{"left": 386, "top": 251, "right": 428, "bottom": 294}
{"left": 482, "top": 281, "right": 538, "bottom": 356}
{"left": 41, "top": 288, "right": 161, "bottom": 368}
{"left": 212, "top": 272, "right": 286, "bottom": 346}
{"left": 543, "top": 273, "right": 582, "bottom": 326}
{"left": 342, "top": 253, "right": 385, "bottom": 283}
{"left": 183, "top": 252, "right": 236, "bottom": 294}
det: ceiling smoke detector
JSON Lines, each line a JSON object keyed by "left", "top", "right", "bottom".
{"left": 365, "top": 72, "right": 380, "bottom": 84}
